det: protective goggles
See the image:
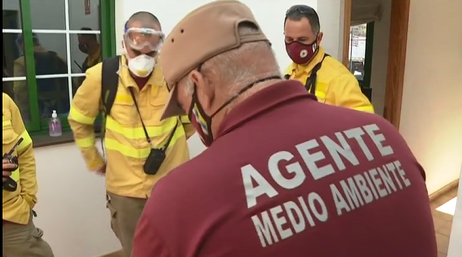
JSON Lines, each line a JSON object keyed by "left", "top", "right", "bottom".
{"left": 124, "top": 27, "right": 165, "bottom": 51}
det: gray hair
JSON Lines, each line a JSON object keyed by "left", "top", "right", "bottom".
{"left": 181, "top": 23, "right": 281, "bottom": 97}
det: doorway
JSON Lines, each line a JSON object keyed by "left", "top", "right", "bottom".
{"left": 343, "top": 0, "right": 410, "bottom": 128}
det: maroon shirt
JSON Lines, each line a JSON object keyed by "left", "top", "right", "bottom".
{"left": 132, "top": 74, "right": 149, "bottom": 90}
{"left": 132, "top": 81, "right": 437, "bottom": 257}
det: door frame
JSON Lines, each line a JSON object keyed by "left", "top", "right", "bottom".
{"left": 342, "top": 0, "right": 411, "bottom": 129}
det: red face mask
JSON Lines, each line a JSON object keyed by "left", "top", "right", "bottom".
{"left": 285, "top": 40, "right": 319, "bottom": 65}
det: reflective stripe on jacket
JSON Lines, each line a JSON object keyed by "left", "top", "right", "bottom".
{"left": 285, "top": 47, "right": 374, "bottom": 113}
{"left": 2, "top": 93, "right": 37, "bottom": 225}
{"left": 68, "top": 55, "right": 194, "bottom": 198}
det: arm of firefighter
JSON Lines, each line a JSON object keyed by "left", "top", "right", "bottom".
{"left": 180, "top": 115, "right": 195, "bottom": 139}
{"left": 8, "top": 95, "right": 38, "bottom": 208}
{"left": 68, "top": 65, "right": 105, "bottom": 171}
{"left": 329, "top": 73, "right": 375, "bottom": 113}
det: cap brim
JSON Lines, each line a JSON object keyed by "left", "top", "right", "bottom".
{"left": 160, "top": 85, "right": 186, "bottom": 120}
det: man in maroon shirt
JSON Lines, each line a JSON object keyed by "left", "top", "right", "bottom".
{"left": 131, "top": 1, "right": 437, "bottom": 257}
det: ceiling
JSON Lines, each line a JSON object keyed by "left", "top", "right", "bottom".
{"left": 351, "top": 0, "right": 383, "bottom": 25}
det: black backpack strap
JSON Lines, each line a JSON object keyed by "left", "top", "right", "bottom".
{"left": 101, "top": 56, "right": 120, "bottom": 116}
{"left": 305, "top": 53, "right": 330, "bottom": 95}
{"left": 100, "top": 56, "right": 120, "bottom": 155}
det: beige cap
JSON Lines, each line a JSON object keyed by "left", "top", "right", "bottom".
{"left": 159, "top": 0, "right": 268, "bottom": 120}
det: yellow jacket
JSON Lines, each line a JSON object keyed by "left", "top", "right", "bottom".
{"left": 285, "top": 47, "right": 374, "bottom": 113}
{"left": 2, "top": 93, "right": 37, "bottom": 225}
{"left": 68, "top": 55, "right": 195, "bottom": 198}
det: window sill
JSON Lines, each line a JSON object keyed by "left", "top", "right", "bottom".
{"left": 31, "top": 131, "right": 75, "bottom": 148}
{"left": 32, "top": 131, "right": 101, "bottom": 148}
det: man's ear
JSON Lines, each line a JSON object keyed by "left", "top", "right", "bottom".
{"left": 317, "top": 32, "right": 324, "bottom": 45}
{"left": 189, "top": 70, "right": 214, "bottom": 109}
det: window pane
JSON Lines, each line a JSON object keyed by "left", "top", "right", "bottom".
{"left": 349, "top": 24, "right": 367, "bottom": 81}
{"left": 3, "top": 30, "right": 31, "bottom": 121}
{"left": 69, "top": 0, "right": 103, "bottom": 88}
{"left": 30, "top": 0, "right": 65, "bottom": 30}
{"left": 28, "top": 33, "right": 71, "bottom": 118}
{"left": 36, "top": 78, "right": 70, "bottom": 118}
{"left": 3, "top": 0, "right": 22, "bottom": 29}
{"left": 31, "top": 33, "right": 69, "bottom": 75}
{"left": 2, "top": 69, "right": 16, "bottom": 100}
{"left": 69, "top": 0, "right": 101, "bottom": 31}
{"left": 72, "top": 31, "right": 100, "bottom": 93}
{"left": 71, "top": 32, "right": 101, "bottom": 87}
{"left": 72, "top": 32, "right": 102, "bottom": 73}
{"left": 3, "top": 32, "right": 25, "bottom": 79}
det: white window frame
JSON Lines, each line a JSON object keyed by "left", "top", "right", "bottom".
{"left": 2, "top": 0, "right": 102, "bottom": 105}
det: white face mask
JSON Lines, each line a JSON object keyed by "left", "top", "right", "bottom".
{"left": 127, "top": 54, "right": 156, "bottom": 78}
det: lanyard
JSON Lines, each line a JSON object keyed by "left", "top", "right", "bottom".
{"left": 128, "top": 87, "right": 178, "bottom": 150}
{"left": 304, "top": 53, "right": 330, "bottom": 95}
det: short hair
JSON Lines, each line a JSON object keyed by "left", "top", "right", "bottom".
{"left": 125, "top": 11, "right": 161, "bottom": 31}
{"left": 285, "top": 5, "right": 321, "bottom": 34}
{"left": 78, "top": 27, "right": 97, "bottom": 41}
{"left": 183, "top": 23, "right": 280, "bottom": 98}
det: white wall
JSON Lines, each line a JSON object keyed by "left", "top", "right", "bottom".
{"left": 369, "top": 0, "right": 391, "bottom": 116}
{"left": 33, "top": 138, "right": 206, "bottom": 257}
{"left": 2, "top": 0, "right": 101, "bottom": 73}
{"left": 316, "top": 0, "right": 345, "bottom": 60}
{"left": 399, "top": 0, "right": 462, "bottom": 195}
{"left": 33, "top": 143, "right": 118, "bottom": 257}
{"left": 115, "top": 0, "right": 345, "bottom": 72}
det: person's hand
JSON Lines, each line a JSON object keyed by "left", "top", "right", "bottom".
{"left": 3, "top": 159, "right": 17, "bottom": 182}
{"left": 2, "top": 171, "right": 12, "bottom": 182}
{"left": 95, "top": 163, "right": 106, "bottom": 176}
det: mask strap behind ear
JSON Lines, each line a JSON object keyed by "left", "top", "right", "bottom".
{"left": 124, "top": 21, "right": 129, "bottom": 33}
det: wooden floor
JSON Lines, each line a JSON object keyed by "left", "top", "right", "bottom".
{"left": 431, "top": 186, "right": 458, "bottom": 257}
{"left": 99, "top": 250, "right": 122, "bottom": 257}
{"left": 99, "top": 186, "right": 459, "bottom": 257}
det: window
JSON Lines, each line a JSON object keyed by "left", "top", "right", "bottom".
{"left": 348, "top": 22, "right": 374, "bottom": 88}
{"left": 2, "top": 0, "right": 115, "bottom": 134}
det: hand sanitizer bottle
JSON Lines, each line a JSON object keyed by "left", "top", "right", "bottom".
{"left": 49, "top": 110, "right": 62, "bottom": 137}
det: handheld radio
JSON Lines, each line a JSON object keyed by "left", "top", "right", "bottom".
{"left": 3, "top": 138, "right": 23, "bottom": 192}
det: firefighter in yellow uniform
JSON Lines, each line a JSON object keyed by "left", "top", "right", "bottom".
{"left": 68, "top": 12, "right": 195, "bottom": 257}
{"left": 2, "top": 93, "right": 54, "bottom": 257}
{"left": 284, "top": 5, "right": 374, "bottom": 113}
